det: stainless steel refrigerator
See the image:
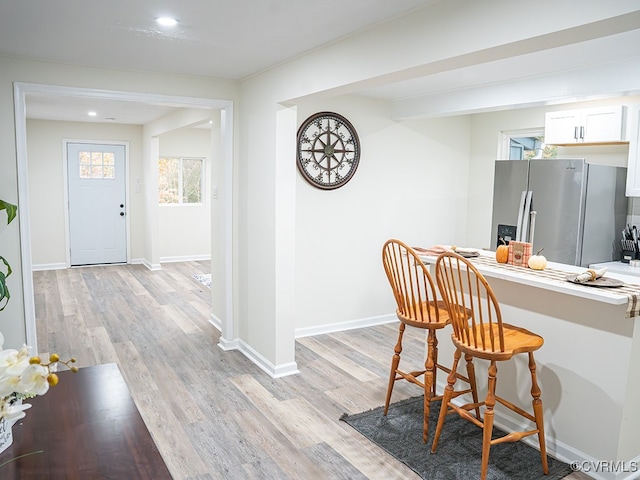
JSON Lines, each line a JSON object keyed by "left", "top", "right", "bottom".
{"left": 490, "top": 158, "right": 627, "bottom": 267}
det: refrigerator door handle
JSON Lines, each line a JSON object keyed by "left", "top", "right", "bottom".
{"left": 515, "top": 190, "right": 527, "bottom": 242}
{"left": 521, "top": 191, "right": 533, "bottom": 242}
{"left": 529, "top": 210, "right": 537, "bottom": 246}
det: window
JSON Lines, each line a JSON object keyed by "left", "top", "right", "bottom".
{"left": 509, "top": 136, "right": 557, "bottom": 160}
{"left": 500, "top": 129, "right": 557, "bottom": 160}
{"left": 158, "top": 157, "right": 204, "bottom": 204}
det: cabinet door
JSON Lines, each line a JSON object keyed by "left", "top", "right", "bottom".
{"left": 582, "top": 106, "right": 624, "bottom": 143}
{"left": 544, "top": 110, "right": 581, "bottom": 144}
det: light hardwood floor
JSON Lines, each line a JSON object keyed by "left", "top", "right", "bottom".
{"left": 33, "top": 262, "right": 589, "bottom": 480}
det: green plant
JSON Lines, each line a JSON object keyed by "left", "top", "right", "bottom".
{"left": 0, "top": 199, "right": 17, "bottom": 311}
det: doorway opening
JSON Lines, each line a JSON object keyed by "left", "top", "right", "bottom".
{"left": 14, "top": 82, "right": 235, "bottom": 350}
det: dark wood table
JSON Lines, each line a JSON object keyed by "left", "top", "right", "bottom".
{"left": 0, "top": 363, "right": 172, "bottom": 479}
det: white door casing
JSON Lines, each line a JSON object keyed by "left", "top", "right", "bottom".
{"left": 67, "top": 142, "right": 127, "bottom": 266}
{"left": 14, "top": 82, "right": 235, "bottom": 360}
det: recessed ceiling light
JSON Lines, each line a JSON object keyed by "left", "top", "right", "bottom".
{"left": 156, "top": 17, "right": 178, "bottom": 27}
{"left": 88, "top": 111, "right": 97, "bottom": 117}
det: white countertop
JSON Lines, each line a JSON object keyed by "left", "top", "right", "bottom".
{"left": 590, "top": 260, "right": 640, "bottom": 277}
{"left": 420, "top": 249, "right": 640, "bottom": 307}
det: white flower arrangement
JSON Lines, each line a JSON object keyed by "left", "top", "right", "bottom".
{"left": 0, "top": 332, "right": 77, "bottom": 423}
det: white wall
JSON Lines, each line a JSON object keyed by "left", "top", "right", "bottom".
{"left": 294, "top": 96, "right": 471, "bottom": 332}
{"left": 237, "top": 0, "right": 640, "bottom": 372}
{"left": 158, "top": 127, "right": 213, "bottom": 262}
{"left": 26, "top": 120, "right": 144, "bottom": 268}
{"left": 26, "top": 120, "right": 215, "bottom": 267}
{"left": 292, "top": 94, "right": 638, "bottom": 335}
{"left": 0, "top": 55, "right": 238, "bottom": 349}
{"left": 466, "top": 96, "right": 640, "bottom": 251}
{"left": 3, "top": 1, "right": 639, "bottom": 365}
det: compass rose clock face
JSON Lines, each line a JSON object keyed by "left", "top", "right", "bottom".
{"left": 296, "top": 111, "right": 361, "bottom": 190}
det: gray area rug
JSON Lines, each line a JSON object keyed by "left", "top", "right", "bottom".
{"left": 340, "top": 396, "right": 571, "bottom": 480}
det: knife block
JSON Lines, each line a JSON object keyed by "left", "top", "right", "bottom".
{"left": 622, "top": 249, "right": 637, "bottom": 263}
{"left": 508, "top": 241, "right": 532, "bottom": 267}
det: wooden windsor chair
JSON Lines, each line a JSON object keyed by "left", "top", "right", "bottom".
{"left": 381, "top": 239, "right": 479, "bottom": 443}
{"left": 432, "top": 251, "right": 548, "bottom": 480}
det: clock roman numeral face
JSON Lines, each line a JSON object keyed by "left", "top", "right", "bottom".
{"left": 296, "top": 112, "right": 360, "bottom": 190}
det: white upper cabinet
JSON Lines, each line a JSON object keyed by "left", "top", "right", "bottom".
{"left": 545, "top": 106, "right": 627, "bottom": 145}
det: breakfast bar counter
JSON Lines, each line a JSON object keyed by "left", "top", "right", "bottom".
{"left": 421, "top": 250, "right": 640, "bottom": 480}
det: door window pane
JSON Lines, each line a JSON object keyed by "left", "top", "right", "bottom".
{"left": 79, "top": 150, "right": 116, "bottom": 179}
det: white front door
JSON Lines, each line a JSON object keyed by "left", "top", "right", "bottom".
{"left": 67, "top": 143, "right": 127, "bottom": 266}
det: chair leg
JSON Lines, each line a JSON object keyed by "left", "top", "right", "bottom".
{"left": 529, "top": 352, "right": 549, "bottom": 475}
{"left": 464, "top": 353, "right": 481, "bottom": 420}
{"left": 431, "top": 332, "right": 438, "bottom": 398}
{"left": 480, "top": 361, "right": 497, "bottom": 480}
{"left": 423, "top": 330, "right": 437, "bottom": 443}
{"left": 431, "top": 348, "right": 461, "bottom": 453}
{"left": 384, "top": 323, "right": 405, "bottom": 415}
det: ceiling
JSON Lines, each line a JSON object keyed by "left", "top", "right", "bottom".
{"left": 2, "top": 0, "right": 640, "bottom": 125}
{"left": 0, "top": 0, "right": 434, "bottom": 80}
{"left": 1, "top": 0, "right": 431, "bottom": 125}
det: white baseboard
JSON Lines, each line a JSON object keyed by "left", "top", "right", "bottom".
{"left": 236, "top": 339, "right": 299, "bottom": 378}
{"left": 216, "top": 315, "right": 396, "bottom": 378}
{"left": 159, "top": 254, "right": 211, "bottom": 263}
{"left": 33, "top": 259, "right": 169, "bottom": 271}
{"left": 131, "top": 258, "right": 161, "bottom": 271}
{"left": 295, "top": 313, "right": 397, "bottom": 338}
{"left": 438, "top": 384, "right": 640, "bottom": 480}
{"left": 209, "top": 312, "right": 222, "bottom": 332}
{"left": 212, "top": 314, "right": 299, "bottom": 378}
{"left": 132, "top": 255, "right": 209, "bottom": 270}
{"left": 493, "top": 410, "right": 640, "bottom": 480}
{"left": 217, "top": 336, "right": 240, "bottom": 351}
{"left": 217, "top": 337, "right": 296, "bottom": 379}
{"left": 32, "top": 262, "right": 67, "bottom": 271}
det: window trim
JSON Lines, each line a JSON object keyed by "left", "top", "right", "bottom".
{"left": 499, "top": 128, "right": 556, "bottom": 160}
{"left": 498, "top": 128, "right": 544, "bottom": 160}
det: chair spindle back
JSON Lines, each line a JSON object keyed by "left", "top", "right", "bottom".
{"left": 382, "top": 239, "right": 441, "bottom": 324}
{"left": 435, "top": 252, "right": 505, "bottom": 352}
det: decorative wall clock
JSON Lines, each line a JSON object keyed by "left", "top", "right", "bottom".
{"left": 296, "top": 111, "right": 361, "bottom": 190}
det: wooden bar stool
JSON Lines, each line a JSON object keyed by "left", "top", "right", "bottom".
{"left": 381, "top": 239, "right": 479, "bottom": 443}
{"left": 432, "top": 251, "right": 548, "bottom": 480}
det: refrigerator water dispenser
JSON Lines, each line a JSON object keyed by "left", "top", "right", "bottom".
{"left": 497, "top": 224, "right": 517, "bottom": 248}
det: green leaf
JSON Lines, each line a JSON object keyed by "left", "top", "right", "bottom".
{"left": 0, "top": 273, "right": 9, "bottom": 312}
{"left": 0, "top": 199, "right": 17, "bottom": 225}
{"left": 0, "top": 256, "right": 12, "bottom": 278}
{"left": 0, "top": 256, "right": 11, "bottom": 312}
